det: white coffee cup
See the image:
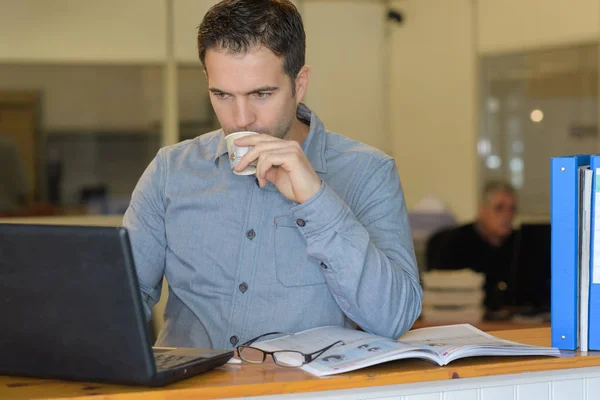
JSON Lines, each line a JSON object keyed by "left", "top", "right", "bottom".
{"left": 224, "top": 131, "right": 259, "bottom": 175}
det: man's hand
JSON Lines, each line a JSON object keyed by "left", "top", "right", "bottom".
{"left": 234, "top": 134, "right": 321, "bottom": 203}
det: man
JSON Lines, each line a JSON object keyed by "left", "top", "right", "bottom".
{"left": 124, "top": 0, "right": 422, "bottom": 350}
{"left": 426, "top": 181, "right": 517, "bottom": 314}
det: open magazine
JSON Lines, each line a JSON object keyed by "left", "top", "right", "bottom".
{"left": 250, "top": 324, "right": 561, "bottom": 376}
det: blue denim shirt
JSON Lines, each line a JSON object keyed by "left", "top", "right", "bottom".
{"left": 123, "top": 104, "right": 422, "bottom": 350}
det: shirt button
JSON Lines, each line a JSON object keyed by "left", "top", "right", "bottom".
{"left": 246, "top": 229, "right": 256, "bottom": 240}
{"left": 296, "top": 219, "right": 306, "bottom": 227}
{"left": 239, "top": 282, "right": 248, "bottom": 293}
{"left": 230, "top": 336, "right": 239, "bottom": 346}
{"left": 320, "top": 262, "right": 328, "bottom": 269}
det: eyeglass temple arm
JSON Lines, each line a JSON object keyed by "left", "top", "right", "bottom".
{"left": 305, "top": 340, "right": 345, "bottom": 363}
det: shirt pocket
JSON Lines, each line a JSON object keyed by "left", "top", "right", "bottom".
{"left": 273, "top": 215, "right": 326, "bottom": 287}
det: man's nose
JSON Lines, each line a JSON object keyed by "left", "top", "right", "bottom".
{"left": 233, "top": 99, "right": 255, "bottom": 130}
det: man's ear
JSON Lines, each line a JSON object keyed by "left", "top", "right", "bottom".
{"left": 294, "top": 65, "right": 311, "bottom": 104}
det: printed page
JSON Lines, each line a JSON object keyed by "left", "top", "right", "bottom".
{"left": 400, "top": 324, "right": 529, "bottom": 359}
{"left": 249, "top": 326, "right": 438, "bottom": 376}
{"left": 400, "top": 324, "right": 528, "bottom": 347}
{"left": 594, "top": 167, "right": 600, "bottom": 283}
{"left": 399, "top": 324, "right": 560, "bottom": 363}
{"left": 580, "top": 168, "right": 593, "bottom": 351}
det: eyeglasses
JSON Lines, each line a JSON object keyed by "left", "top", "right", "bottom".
{"left": 236, "top": 332, "right": 345, "bottom": 368}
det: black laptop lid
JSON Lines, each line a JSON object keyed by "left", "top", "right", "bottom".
{"left": 0, "top": 224, "right": 156, "bottom": 384}
{"left": 511, "top": 223, "right": 551, "bottom": 311}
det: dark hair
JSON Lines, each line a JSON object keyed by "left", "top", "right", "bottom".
{"left": 197, "top": 0, "right": 305, "bottom": 90}
{"left": 481, "top": 180, "right": 516, "bottom": 204}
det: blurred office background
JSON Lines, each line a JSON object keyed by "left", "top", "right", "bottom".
{"left": 0, "top": 0, "right": 598, "bottom": 250}
{"left": 1, "top": 0, "right": 598, "bottom": 221}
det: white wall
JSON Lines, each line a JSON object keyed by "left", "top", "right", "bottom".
{"left": 304, "top": 1, "right": 389, "bottom": 154}
{"left": 174, "top": 0, "right": 216, "bottom": 63}
{"left": 0, "top": 0, "right": 167, "bottom": 63}
{"left": 478, "top": 0, "right": 600, "bottom": 54}
{"left": 389, "top": 0, "right": 478, "bottom": 222}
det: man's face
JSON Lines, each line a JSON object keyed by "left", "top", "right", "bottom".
{"left": 204, "top": 46, "right": 303, "bottom": 139}
{"left": 479, "top": 190, "right": 517, "bottom": 239}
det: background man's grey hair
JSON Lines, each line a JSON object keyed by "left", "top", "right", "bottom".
{"left": 481, "top": 181, "right": 516, "bottom": 204}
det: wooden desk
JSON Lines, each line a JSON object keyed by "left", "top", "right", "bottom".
{"left": 0, "top": 214, "right": 123, "bottom": 227}
{"left": 2, "top": 328, "right": 600, "bottom": 400}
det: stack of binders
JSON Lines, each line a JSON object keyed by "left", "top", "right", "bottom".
{"left": 550, "top": 154, "right": 600, "bottom": 351}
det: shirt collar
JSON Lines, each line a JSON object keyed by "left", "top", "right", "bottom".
{"left": 212, "top": 103, "right": 327, "bottom": 173}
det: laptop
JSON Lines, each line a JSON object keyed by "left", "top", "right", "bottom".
{"left": 0, "top": 223, "right": 234, "bottom": 386}
{"left": 509, "top": 223, "right": 551, "bottom": 314}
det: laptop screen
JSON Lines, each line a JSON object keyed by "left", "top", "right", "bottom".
{"left": 510, "top": 223, "right": 551, "bottom": 312}
{"left": 0, "top": 224, "right": 156, "bottom": 383}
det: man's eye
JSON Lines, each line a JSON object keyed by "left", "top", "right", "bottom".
{"left": 255, "top": 92, "right": 271, "bottom": 99}
{"left": 214, "top": 92, "right": 230, "bottom": 100}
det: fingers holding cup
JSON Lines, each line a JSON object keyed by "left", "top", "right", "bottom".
{"left": 224, "top": 131, "right": 259, "bottom": 175}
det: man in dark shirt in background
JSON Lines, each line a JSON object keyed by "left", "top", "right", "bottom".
{"left": 426, "top": 181, "right": 517, "bottom": 317}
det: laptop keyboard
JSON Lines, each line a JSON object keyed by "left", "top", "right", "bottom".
{"left": 154, "top": 353, "right": 200, "bottom": 370}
